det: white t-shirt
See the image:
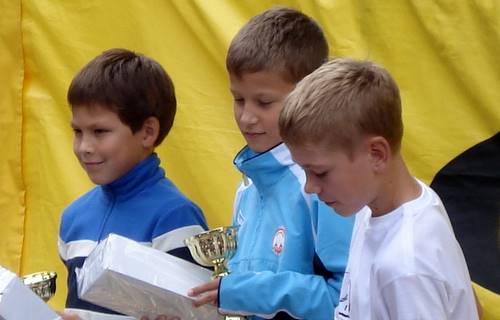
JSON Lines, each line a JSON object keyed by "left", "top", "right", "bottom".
{"left": 335, "top": 180, "right": 478, "bottom": 320}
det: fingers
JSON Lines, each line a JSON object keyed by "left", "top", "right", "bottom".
{"left": 187, "top": 278, "right": 220, "bottom": 307}
{"left": 59, "top": 313, "right": 81, "bottom": 320}
{"left": 191, "top": 289, "right": 218, "bottom": 307}
{"left": 188, "top": 278, "right": 220, "bottom": 296}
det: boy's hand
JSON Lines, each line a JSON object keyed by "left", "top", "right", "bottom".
{"left": 58, "top": 311, "right": 81, "bottom": 320}
{"left": 187, "top": 278, "right": 220, "bottom": 307}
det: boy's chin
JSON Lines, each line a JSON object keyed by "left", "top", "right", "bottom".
{"left": 327, "top": 203, "right": 361, "bottom": 217}
{"left": 331, "top": 208, "right": 354, "bottom": 217}
{"left": 246, "top": 142, "right": 282, "bottom": 153}
{"left": 87, "top": 174, "right": 114, "bottom": 185}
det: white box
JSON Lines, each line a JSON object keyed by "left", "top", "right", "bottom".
{"left": 0, "top": 266, "right": 61, "bottom": 320}
{"left": 77, "top": 234, "right": 222, "bottom": 320}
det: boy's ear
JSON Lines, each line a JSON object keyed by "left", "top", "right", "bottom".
{"left": 140, "top": 117, "right": 160, "bottom": 148}
{"left": 366, "top": 136, "right": 390, "bottom": 172}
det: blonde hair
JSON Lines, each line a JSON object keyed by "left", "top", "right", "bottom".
{"left": 280, "top": 58, "right": 403, "bottom": 154}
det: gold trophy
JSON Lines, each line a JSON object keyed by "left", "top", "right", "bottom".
{"left": 184, "top": 226, "right": 245, "bottom": 320}
{"left": 22, "top": 271, "right": 57, "bottom": 302}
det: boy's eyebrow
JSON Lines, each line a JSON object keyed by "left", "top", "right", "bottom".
{"left": 303, "top": 165, "right": 321, "bottom": 170}
{"left": 70, "top": 121, "right": 110, "bottom": 129}
{"left": 229, "top": 89, "right": 278, "bottom": 99}
{"left": 298, "top": 162, "right": 328, "bottom": 170}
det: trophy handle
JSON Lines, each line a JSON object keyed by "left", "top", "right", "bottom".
{"left": 184, "top": 235, "right": 213, "bottom": 267}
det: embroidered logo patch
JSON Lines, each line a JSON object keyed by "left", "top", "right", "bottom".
{"left": 272, "top": 226, "right": 286, "bottom": 255}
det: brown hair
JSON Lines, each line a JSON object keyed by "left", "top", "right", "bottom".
{"left": 280, "top": 58, "right": 403, "bottom": 154}
{"left": 226, "top": 7, "right": 329, "bottom": 83}
{"left": 68, "top": 48, "right": 176, "bottom": 146}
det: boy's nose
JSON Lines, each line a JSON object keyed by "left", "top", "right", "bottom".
{"left": 239, "top": 106, "right": 258, "bottom": 125}
{"left": 77, "top": 136, "right": 94, "bottom": 154}
{"left": 304, "top": 177, "right": 320, "bottom": 194}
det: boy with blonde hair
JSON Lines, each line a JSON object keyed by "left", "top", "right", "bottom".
{"left": 280, "top": 58, "right": 479, "bottom": 319}
{"left": 189, "top": 7, "right": 354, "bottom": 320}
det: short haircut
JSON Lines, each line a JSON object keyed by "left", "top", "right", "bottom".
{"left": 280, "top": 58, "right": 403, "bottom": 154}
{"left": 67, "top": 48, "right": 176, "bottom": 146}
{"left": 226, "top": 6, "right": 329, "bottom": 83}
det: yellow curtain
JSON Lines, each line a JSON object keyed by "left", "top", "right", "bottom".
{"left": 0, "top": 0, "right": 25, "bottom": 282}
{"left": 1, "top": 0, "right": 498, "bottom": 317}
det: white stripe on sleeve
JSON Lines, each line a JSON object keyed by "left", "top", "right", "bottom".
{"left": 152, "top": 225, "right": 205, "bottom": 252}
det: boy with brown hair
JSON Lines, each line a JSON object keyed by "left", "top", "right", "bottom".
{"left": 59, "top": 48, "right": 208, "bottom": 319}
{"left": 188, "top": 7, "right": 354, "bottom": 319}
{"left": 280, "top": 58, "right": 479, "bottom": 319}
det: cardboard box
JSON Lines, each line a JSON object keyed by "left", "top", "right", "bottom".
{"left": 77, "top": 234, "right": 222, "bottom": 320}
{"left": 0, "top": 266, "right": 60, "bottom": 320}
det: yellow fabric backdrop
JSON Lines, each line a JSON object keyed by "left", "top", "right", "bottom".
{"left": 0, "top": 0, "right": 498, "bottom": 317}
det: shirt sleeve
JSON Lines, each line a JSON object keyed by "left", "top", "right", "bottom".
{"left": 377, "top": 275, "right": 449, "bottom": 320}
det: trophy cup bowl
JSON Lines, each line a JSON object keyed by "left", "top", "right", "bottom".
{"left": 184, "top": 226, "right": 238, "bottom": 279}
{"left": 22, "top": 271, "right": 57, "bottom": 302}
{"left": 185, "top": 227, "right": 245, "bottom": 320}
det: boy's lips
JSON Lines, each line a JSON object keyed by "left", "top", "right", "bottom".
{"left": 83, "top": 161, "right": 104, "bottom": 168}
{"left": 244, "top": 132, "right": 265, "bottom": 137}
{"left": 323, "top": 199, "right": 338, "bottom": 206}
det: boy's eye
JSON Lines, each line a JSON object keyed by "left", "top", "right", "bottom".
{"left": 315, "top": 171, "right": 328, "bottom": 178}
{"left": 94, "top": 129, "right": 109, "bottom": 135}
{"left": 72, "top": 128, "right": 82, "bottom": 135}
{"left": 258, "top": 100, "right": 272, "bottom": 106}
{"left": 234, "top": 98, "right": 244, "bottom": 105}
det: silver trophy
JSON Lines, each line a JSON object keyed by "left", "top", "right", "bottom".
{"left": 22, "top": 271, "right": 57, "bottom": 302}
{"left": 185, "top": 226, "right": 245, "bottom": 320}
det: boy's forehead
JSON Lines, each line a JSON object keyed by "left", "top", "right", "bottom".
{"left": 71, "top": 103, "right": 115, "bottom": 112}
{"left": 288, "top": 143, "right": 332, "bottom": 167}
{"left": 229, "top": 67, "right": 292, "bottom": 84}
{"left": 70, "top": 104, "right": 120, "bottom": 123}
{"left": 229, "top": 69, "right": 295, "bottom": 93}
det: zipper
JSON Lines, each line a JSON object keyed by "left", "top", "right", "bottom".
{"left": 97, "top": 193, "right": 116, "bottom": 241}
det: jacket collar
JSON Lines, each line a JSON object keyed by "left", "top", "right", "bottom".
{"left": 101, "top": 153, "right": 164, "bottom": 199}
{"left": 234, "top": 143, "right": 294, "bottom": 190}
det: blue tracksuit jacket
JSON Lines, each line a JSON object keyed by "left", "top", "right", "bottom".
{"left": 58, "top": 153, "right": 208, "bottom": 315}
{"left": 219, "top": 143, "right": 354, "bottom": 320}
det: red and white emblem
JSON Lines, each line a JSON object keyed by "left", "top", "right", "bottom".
{"left": 272, "top": 226, "right": 286, "bottom": 255}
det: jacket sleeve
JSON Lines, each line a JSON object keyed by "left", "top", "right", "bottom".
{"left": 219, "top": 270, "right": 336, "bottom": 319}
{"left": 151, "top": 201, "right": 208, "bottom": 252}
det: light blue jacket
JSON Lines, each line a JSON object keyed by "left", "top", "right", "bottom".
{"left": 219, "top": 144, "right": 354, "bottom": 320}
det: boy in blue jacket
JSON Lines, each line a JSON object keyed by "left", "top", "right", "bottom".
{"left": 59, "top": 48, "right": 208, "bottom": 319}
{"left": 189, "top": 7, "right": 354, "bottom": 319}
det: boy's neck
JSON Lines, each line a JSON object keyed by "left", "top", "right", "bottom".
{"left": 369, "top": 155, "right": 421, "bottom": 217}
